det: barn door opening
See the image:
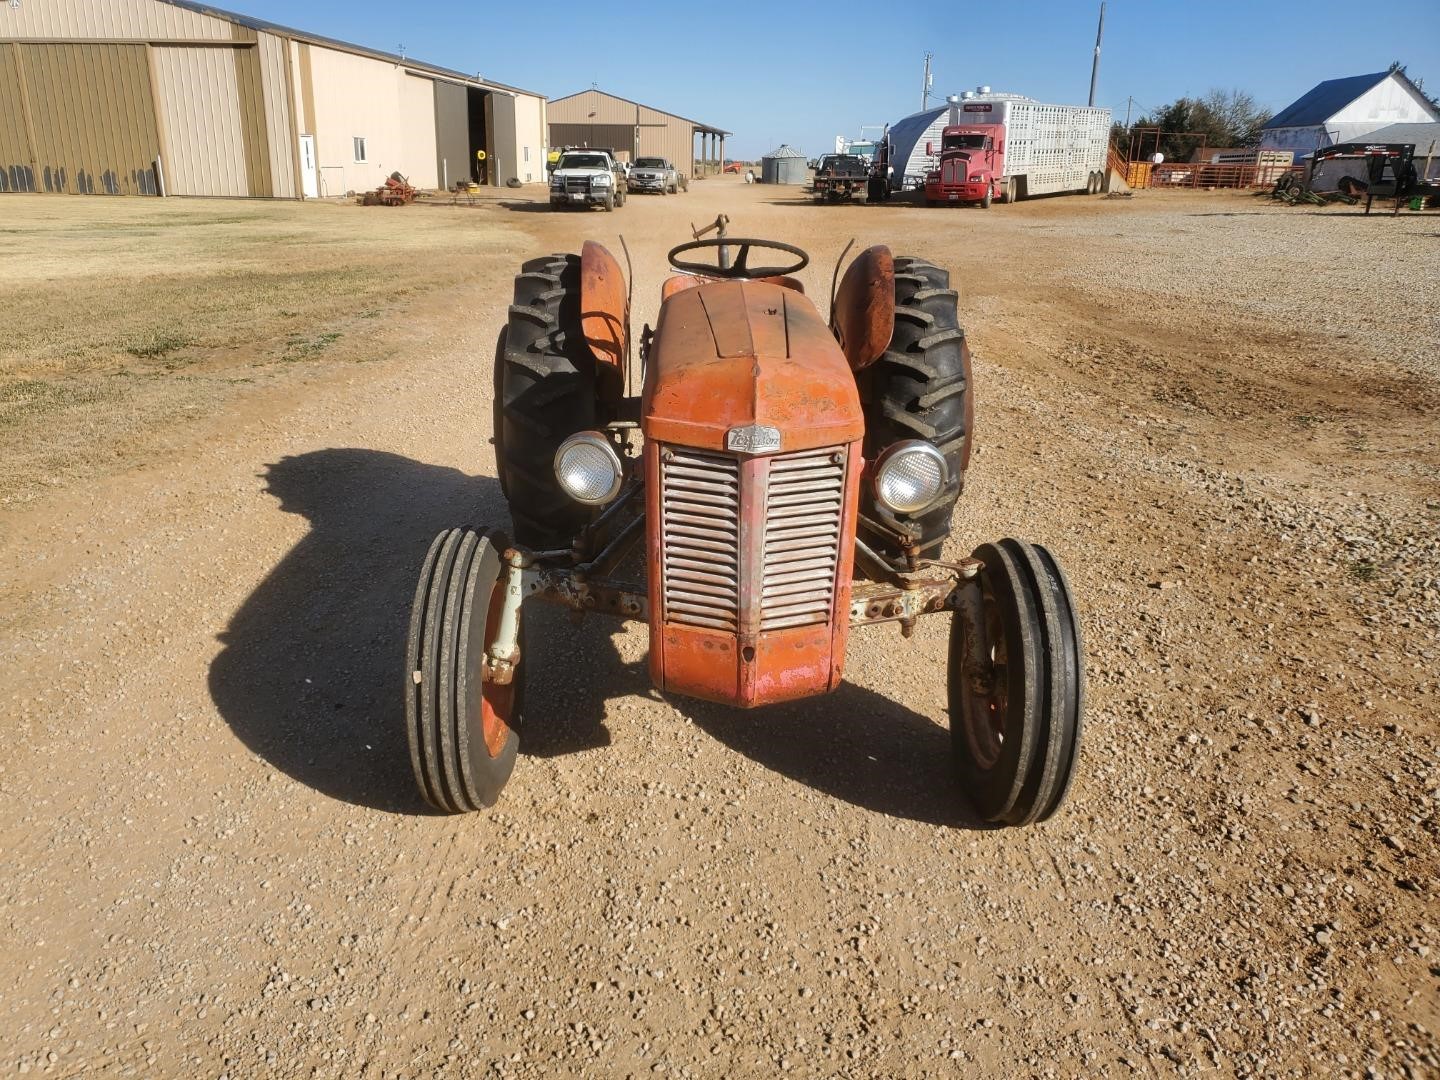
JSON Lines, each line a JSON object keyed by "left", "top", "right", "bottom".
{"left": 467, "top": 87, "right": 490, "bottom": 184}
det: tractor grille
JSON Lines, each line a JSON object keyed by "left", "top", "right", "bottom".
{"left": 658, "top": 445, "right": 846, "bottom": 634}
{"left": 761, "top": 449, "right": 845, "bottom": 631}
{"left": 659, "top": 448, "right": 740, "bottom": 632}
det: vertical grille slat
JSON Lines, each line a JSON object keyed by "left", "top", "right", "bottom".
{"left": 661, "top": 449, "right": 740, "bottom": 630}
{"left": 660, "top": 444, "right": 847, "bottom": 635}
{"left": 761, "top": 448, "right": 845, "bottom": 632}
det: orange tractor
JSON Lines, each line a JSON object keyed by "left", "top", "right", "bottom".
{"left": 406, "top": 217, "right": 1083, "bottom": 826}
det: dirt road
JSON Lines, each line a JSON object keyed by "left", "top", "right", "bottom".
{"left": 2, "top": 180, "right": 1437, "bottom": 1078}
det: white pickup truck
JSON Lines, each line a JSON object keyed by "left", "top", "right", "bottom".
{"left": 549, "top": 149, "right": 627, "bottom": 211}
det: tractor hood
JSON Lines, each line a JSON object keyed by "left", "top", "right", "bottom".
{"left": 642, "top": 280, "right": 863, "bottom": 453}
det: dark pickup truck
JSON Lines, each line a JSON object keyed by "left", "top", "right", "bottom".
{"left": 812, "top": 154, "right": 867, "bottom": 202}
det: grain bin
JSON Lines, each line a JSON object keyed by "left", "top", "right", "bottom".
{"left": 761, "top": 144, "right": 807, "bottom": 184}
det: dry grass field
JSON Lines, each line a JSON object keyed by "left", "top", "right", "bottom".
{"left": 0, "top": 195, "right": 528, "bottom": 504}
{"left": 1, "top": 181, "right": 1437, "bottom": 1077}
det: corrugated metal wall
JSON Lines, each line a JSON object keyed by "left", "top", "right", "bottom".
{"left": 549, "top": 91, "right": 697, "bottom": 174}
{"left": 0, "top": 46, "right": 34, "bottom": 192}
{"left": 550, "top": 123, "right": 633, "bottom": 158}
{"left": 0, "top": 0, "right": 234, "bottom": 40}
{"left": 9, "top": 43, "right": 161, "bottom": 195}
{"left": 401, "top": 73, "right": 437, "bottom": 189}
{"left": 153, "top": 46, "right": 249, "bottom": 196}
{"left": 257, "top": 33, "right": 296, "bottom": 199}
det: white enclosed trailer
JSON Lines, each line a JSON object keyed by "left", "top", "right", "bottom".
{"left": 889, "top": 92, "right": 1111, "bottom": 199}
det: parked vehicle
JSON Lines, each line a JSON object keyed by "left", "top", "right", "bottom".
{"left": 404, "top": 216, "right": 1085, "bottom": 827}
{"left": 628, "top": 156, "right": 684, "bottom": 195}
{"left": 812, "top": 153, "right": 868, "bottom": 202}
{"left": 549, "top": 149, "right": 627, "bottom": 211}
{"left": 922, "top": 96, "right": 1110, "bottom": 207}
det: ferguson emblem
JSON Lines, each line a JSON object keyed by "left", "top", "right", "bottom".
{"left": 725, "top": 424, "right": 782, "bottom": 454}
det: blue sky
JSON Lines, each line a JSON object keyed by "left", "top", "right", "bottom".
{"left": 236, "top": 0, "right": 1440, "bottom": 158}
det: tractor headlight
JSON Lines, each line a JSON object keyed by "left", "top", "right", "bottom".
{"left": 874, "top": 441, "right": 948, "bottom": 514}
{"left": 969, "top": 174, "right": 984, "bottom": 182}
{"left": 554, "top": 432, "right": 622, "bottom": 505}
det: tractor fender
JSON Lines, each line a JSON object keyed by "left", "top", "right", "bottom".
{"left": 829, "top": 245, "right": 895, "bottom": 372}
{"left": 581, "top": 240, "right": 629, "bottom": 387}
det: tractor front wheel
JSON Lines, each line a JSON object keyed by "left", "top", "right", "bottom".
{"left": 406, "top": 526, "right": 524, "bottom": 813}
{"left": 949, "top": 538, "right": 1083, "bottom": 826}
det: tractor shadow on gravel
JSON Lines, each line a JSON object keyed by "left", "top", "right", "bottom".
{"left": 209, "top": 449, "right": 618, "bottom": 814}
{"left": 677, "top": 691, "right": 991, "bottom": 829}
{"left": 210, "top": 448, "right": 987, "bottom": 826}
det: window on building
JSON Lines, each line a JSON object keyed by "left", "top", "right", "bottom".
{"left": 523, "top": 146, "right": 530, "bottom": 162}
{"left": 353, "top": 137, "right": 367, "bottom": 163}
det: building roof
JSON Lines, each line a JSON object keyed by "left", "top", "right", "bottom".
{"left": 1263, "top": 71, "right": 1390, "bottom": 129}
{"left": 155, "top": 0, "right": 543, "bottom": 98}
{"left": 1351, "top": 121, "right": 1440, "bottom": 150}
{"left": 763, "top": 144, "right": 806, "bottom": 159}
{"left": 549, "top": 89, "right": 730, "bottom": 136}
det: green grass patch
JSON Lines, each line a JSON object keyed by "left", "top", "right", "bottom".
{"left": 124, "top": 330, "right": 192, "bottom": 360}
{"left": 282, "top": 331, "right": 342, "bottom": 362}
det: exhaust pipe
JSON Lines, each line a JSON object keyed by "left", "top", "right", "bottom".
{"left": 947, "top": 94, "right": 960, "bottom": 125}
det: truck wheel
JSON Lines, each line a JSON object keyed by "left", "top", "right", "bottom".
{"left": 497, "top": 253, "right": 598, "bottom": 547}
{"left": 949, "top": 538, "right": 1082, "bottom": 826}
{"left": 981, "top": 187, "right": 992, "bottom": 209}
{"left": 857, "top": 256, "right": 972, "bottom": 570}
{"left": 602, "top": 192, "right": 614, "bottom": 212}
{"left": 406, "top": 526, "right": 524, "bottom": 813}
{"left": 615, "top": 186, "right": 626, "bottom": 207}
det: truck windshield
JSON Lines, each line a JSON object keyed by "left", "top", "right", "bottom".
{"left": 635, "top": 158, "right": 665, "bottom": 168}
{"left": 559, "top": 155, "right": 608, "bottom": 169}
{"left": 943, "top": 133, "right": 989, "bottom": 151}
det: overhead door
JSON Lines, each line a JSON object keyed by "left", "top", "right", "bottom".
{"left": 3, "top": 43, "right": 161, "bottom": 195}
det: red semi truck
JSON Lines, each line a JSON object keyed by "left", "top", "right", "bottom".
{"left": 922, "top": 95, "right": 1110, "bottom": 207}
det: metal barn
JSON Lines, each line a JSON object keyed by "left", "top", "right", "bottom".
{"left": 547, "top": 89, "right": 729, "bottom": 176}
{"left": 0, "top": 0, "right": 547, "bottom": 197}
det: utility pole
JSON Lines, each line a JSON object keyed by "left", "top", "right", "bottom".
{"left": 921, "top": 52, "right": 933, "bottom": 111}
{"left": 1124, "top": 96, "right": 1134, "bottom": 129}
{"left": 1088, "top": 2, "right": 1105, "bottom": 107}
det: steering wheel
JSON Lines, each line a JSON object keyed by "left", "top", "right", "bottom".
{"left": 667, "top": 237, "right": 809, "bottom": 280}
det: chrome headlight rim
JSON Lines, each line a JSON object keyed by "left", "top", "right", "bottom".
{"left": 873, "top": 440, "right": 948, "bottom": 515}
{"left": 553, "top": 432, "right": 623, "bottom": 506}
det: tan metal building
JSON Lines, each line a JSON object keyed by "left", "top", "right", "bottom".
{"left": 0, "top": 0, "right": 547, "bottom": 198}
{"left": 548, "top": 89, "right": 730, "bottom": 176}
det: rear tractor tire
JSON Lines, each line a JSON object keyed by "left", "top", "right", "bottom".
{"left": 496, "top": 253, "right": 598, "bottom": 548}
{"left": 949, "top": 538, "right": 1083, "bottom": 826}
{"left": 857, "top": 256, "right": 972, "bottom": 570}
{"left": 406, "top": 526, "right": 525, "bottom": 813}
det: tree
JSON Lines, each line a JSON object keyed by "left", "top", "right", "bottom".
{"left": 1120, "top": 88, "right": 1273, "bottom": 162}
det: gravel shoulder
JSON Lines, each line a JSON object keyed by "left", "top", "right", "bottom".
{"left": 1, "top": 182, "right": 1436, "bottom": 1078}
